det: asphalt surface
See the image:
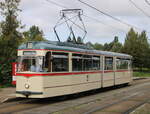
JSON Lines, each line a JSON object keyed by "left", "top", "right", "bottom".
{"left": 0, "top": 77, "right": 150, "bottom": 114}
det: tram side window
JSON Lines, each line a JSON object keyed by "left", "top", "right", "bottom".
{"left": 105, "top": 57, "right": 113, "bottom": 70}
{"left": 52, "top": 52, "right": 68, "bottom": 72}
{"left": 83, "top": 55, "right": 92, "bottom": 71}
{"left": 72, "top": 54, "right": 83, "bottom": 71}
{"left": 72, "top": 54, "right": 100, "bottom": 71}
{"left": 116, "top": 58, "right": 129, "bottom": 70}
{"left": 93, "top": 56, "right": 100, "bottom": 70}
{"left": 128, "top": 60, "right": 132, "bottom": 69}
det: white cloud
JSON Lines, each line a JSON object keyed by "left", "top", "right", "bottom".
{"left": 1, "top": 0, "right": 150, "bottom": 43}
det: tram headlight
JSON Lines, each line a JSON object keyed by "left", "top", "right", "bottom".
{"left": 25, "top": 84, "right": 30, "bottom": 89}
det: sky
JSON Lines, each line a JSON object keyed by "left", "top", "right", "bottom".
{"left": 1, "top": 0, "right": 150, "bottom": 44}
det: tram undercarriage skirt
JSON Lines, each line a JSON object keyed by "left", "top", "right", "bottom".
{"left": 16, "top": 91, "right": 43, "bottom": 96}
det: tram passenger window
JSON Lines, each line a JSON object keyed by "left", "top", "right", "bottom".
{"left": 116, "top": 58, "right": 129, "bottom": 70}
{"left": 83, "top": 55, "right": 92, "bottom": 71}
{"left": 128, "top": 60, "right": 132, "bottom": 69}
{"left": 72, "top": 54, "right": 100, "bottom": 71}
{"left": 52, "top": 53, "right": 68, "bottom": 72}
{"left": 93, "top": 56, "right": 100, "bottom": 70}
{"left": 72, "top": 54, "right": 83, "bottom": 71}
{"left": 105, "top": 57, "right": 113, "bottom": 70}
{"left": 83, "top": 59, "right": 92, "bottom": 71}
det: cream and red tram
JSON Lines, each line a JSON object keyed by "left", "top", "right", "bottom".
{"left": 15, "top": 41, "right": 132, "bottom": 98}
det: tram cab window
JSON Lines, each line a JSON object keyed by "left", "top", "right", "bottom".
{"left": 17, "top": 56, "right": 44, "bottom": 72}
{"left": 105, "top": 57, "right": 113, "bottom": 70}
{"left": 72, "top": 54, "right": 83, "bottom": 71}
{"left": 52, "top": 52, "right": 68, "bottom": 72}
{"left": 116, "top": 58, "right": 129, "bottom": 70}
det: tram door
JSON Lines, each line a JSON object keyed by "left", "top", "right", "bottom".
{"left": 102, "top": 56, "right": 115, "bottom": 87}
{"left": 45, "top": 52, "right": 52, "bottom": 72}
{"left": 101, "top": 56, "right": 104, "bottom": 88}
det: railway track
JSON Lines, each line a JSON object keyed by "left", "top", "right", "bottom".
{"left": 0, "top": 78, "right": 149, "bottom": 114}
{"left": 49, "top": 80, "right": 150, "bottom": 114}
{"left": 0, "top": 95, "right": 72, "bottom": 113}
{"left": 84, "top": 87, "right": 150, "bottom": 114}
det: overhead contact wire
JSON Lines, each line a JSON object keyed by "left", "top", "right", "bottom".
{"left": 78, "top": 0, "right": 144, "bottom": 31}
{"left": 129, "top": 0, "right": 150, "bottom": 19}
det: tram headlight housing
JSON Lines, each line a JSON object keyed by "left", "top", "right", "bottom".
{"left": 25, "top": 84, "right": 30, "bottom": 89}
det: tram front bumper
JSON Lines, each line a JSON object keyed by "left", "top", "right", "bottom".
{"left": 16, "top": 91, "right": 43, "bottom": 96}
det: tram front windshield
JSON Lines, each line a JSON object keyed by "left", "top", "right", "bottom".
{"left": 17, "top": 56, "right": 44, "bottom": 72}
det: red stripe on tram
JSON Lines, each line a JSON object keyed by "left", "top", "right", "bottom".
{"left": 104, "top": 70, "right": 113, "bottom": 73}
{"left": 16, "top": 71, "right": 102, "bottom": 77}
{"left": 116, "top": 70, "right": 130, "bottom": 72}
{"left": 16, "top": 70, "right": 129, "bottom": 77}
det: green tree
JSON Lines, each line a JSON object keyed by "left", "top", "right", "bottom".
{"left": 122, "top": 28, "right": 149, "bottom": 69}
{"left": 110, "top": 36, "right": 123, "bottom": 52}
{"left": 23, "top": 25, "right": 46, "bottom": 41}
{"left": 0, "top": 0, "right": 22, "bottom": 84}
{"left": 137, "top": 31, "right": 149, "bottom": 69}
{"left": 92, "top": 43, "right": 103, "bottom": 50}
{"left": 86, "top": 41, "right": 93, "bottom": 48}
{"left": 122, "top": 28, "right": 138, "bottom": 68}
{"left": 103, "top": 43, "right": 109, "bottom": 51}
{"left": 103, "top": 36, "right": 122, "bottom": 52}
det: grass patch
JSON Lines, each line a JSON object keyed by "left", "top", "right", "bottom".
{"left": 133, "top": 71, "right": 150, "bottom": 77}
{"left": 0, "top": 83, "right": 14, "bottom": 88}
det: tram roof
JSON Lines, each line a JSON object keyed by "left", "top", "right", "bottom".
{"left": 18, "top": 41, "right": 132, "bottom": 58}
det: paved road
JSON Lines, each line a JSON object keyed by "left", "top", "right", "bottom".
{"left": 0, "top": 78, "right": 150, "bottom": 114}
{"left": 0, "top": 87, "right": 15, "bottom": 103}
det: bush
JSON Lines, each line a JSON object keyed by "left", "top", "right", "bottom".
{"left": 0, "top": 62, "right": 12, "bottom": 85}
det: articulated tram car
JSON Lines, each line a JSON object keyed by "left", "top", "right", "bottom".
{"left": 15, "top": 41, "right": 132, "bottom": 98}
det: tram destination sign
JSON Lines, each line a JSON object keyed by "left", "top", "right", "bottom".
{"left": 23, "top": 51, "right": 36, "bottom": 55}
